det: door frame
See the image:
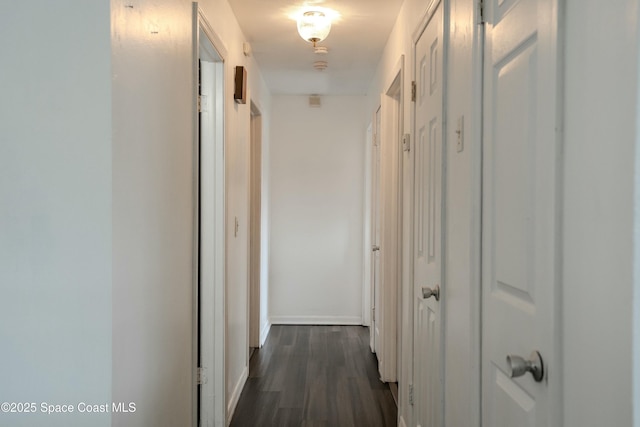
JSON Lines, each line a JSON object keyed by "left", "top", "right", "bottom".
{"left": 399, "top": 53, "right": 415, "bottom": 427}
{"left": 378, "top": 55, "right": 405, "bottom": 383}
{"left": 193, "top": 5, "right": 228, "bottom": 427}
{"left": 248, "top": 102, "right": 262, "bottom": 350}
{"left": 470, "top": 3, "right": 483, "bottom": 426}
{"left": 371, "top": 106, "right": 382, "bottom": 353}
{"left": 363, "top": 121, "right": 373, "bottom": 330}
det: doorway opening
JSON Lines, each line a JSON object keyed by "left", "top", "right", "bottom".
{"left": 371, "top": 106, "right": 382, "bottom": 355}
{"left": 387, "top": 60, "right": 404, "bottom": 404}
{"left": 362, "top": 121, "right": 374, "bottom": 334}
{"left": 377, "top": 56, "right": 404, "bottom": 388}
{"left": 248, "top": 102, "right": 262, "bottom": 358}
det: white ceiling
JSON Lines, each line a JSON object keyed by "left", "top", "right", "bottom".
{"left": 227, "top": 0, "right": 404, "bottom": 95}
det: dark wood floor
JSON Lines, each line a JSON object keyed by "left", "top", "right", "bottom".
{"left": 230, "top": 325, "right": 397, "bottom": 427}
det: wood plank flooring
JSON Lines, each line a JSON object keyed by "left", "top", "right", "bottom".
{"left": 230, "top": 325, "right": 397, "bottom": 427}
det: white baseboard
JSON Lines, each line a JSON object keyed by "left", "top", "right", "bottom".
{"left": 259, "top": 320, "right": 271, "bottom": 347}
{"left": 270, "top": 315, "right": 363, "bottom": 325}
{"left": 226, "top": 365, "right": 248, "bottom": 423}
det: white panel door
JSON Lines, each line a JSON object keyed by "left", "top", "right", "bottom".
{"left": 413, "top": 3, "right": 444, "bottom": 426}
{"left": 481, "top": 0, "right": 560, "bottom": 425}
{"left": 372, "top": 106, "right": 382, "bottom": 355}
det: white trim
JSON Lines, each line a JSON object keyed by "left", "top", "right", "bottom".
{"left": 191, "top": 7, "right": 200, "bottom": 426}
{"left": 362, "top": 121, "right": 373, "bottom": 327}
{"left": 226, "top": 365, "right": 248, "bottom": 423}
{"left": 248, "top": 104, "right": 262, "bottom": 349}
{"left": 635, "top": 52, "right": 640, "bottom": 427}
{"left": 468, "top": 5, "right": 484, "bottom": 427}
{"left": 371, "top": 105, "right": 382, "bottom": 354}
{"left": 198, "top": 7, "right": 228, "bottom": 60}
{"left": 412, "top": 0, "right": 443, "bottom": 43}
{"left": 259, "top": 320, "right": 271, "bottom": 347}
{"left": 378, "top": 55, "right": 405, "bottom": 383}
{"left": 270, "top": 316, "right": 363, "bottom": 325}
{"left": 399, "top": 415, "right": 408, "bottom": 427}
{"left": 250, "top": 98, "right": 264, "bottom": 118}
{"left": 194, "top": 5, "right": 227, "bottom": 427}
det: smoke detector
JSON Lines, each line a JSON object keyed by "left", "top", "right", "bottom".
{"left": 313, "top": 60, "right": 328, "bottom": 71}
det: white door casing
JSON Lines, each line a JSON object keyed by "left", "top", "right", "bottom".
{"left": 195, "top": 7, "right": 227, "bottom": 427}
{"left": 371, "top": 106, "right": 382, "bottom": 354}
{"left": 249, "top": 105, "right": 262, "bottom": 349}
{"left": 413, "top": 1, "right": 445, "bottom": 426}
{"left": 199, "top": 57, "right": 216, "bottom": 427}
{"left": 400, "top": 77, "right": 415, "bottom": 427}
{"left": 379, "top": 59, "right": 404, "bottom": 383}
{"left": 364, "top": 122, "right": 374, "bottom": 330}
{"left": 481, "top": 0, "right": 561, "bottom": 425}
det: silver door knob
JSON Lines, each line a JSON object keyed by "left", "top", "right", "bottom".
{"left": 421, "top": 285, "right": 440, "bottom": 301}
{"left": 506, "top": 351, "right": 544, "bottom": 382}
{"left": 372, "top": 245, "right": 380, "bottom": 252}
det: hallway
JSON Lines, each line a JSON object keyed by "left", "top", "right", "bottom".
{"left": 2, "top": 1, "right": 638, "bottom": 426}
{"left": 230, "top": 326, "right": 397, "bottom": 426}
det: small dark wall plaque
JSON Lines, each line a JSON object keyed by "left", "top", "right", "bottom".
{"left": 234, "top": 66, "right": 247, "bottom": 104}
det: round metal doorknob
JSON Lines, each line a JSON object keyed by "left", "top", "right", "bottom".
{"left": 421, "top": 285, "right": 440, "bottom": 301}
{"left": 506, "top": 351, "right": 544, "bottom": 382}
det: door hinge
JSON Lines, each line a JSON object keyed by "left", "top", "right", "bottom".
{"left": 479, "top": 0, "right": 485, "bottom": 23}
{"left": 199, "top": 95, "right": 209, "bottom": 113}
{"left": 373, "top": 133, "right": 377, "bottom": 147}
{"left": 409, "top": 384, "right": 414, "bottom": 406}
{"left": 197, "top": 367, "right": 207, "bottom": 385}
{"left": 402, "top": 134, "right": 411, "bottom": 152}
{"left": 411, "top": 81, "right": 417, "bottom": 102}
{"left": 372, "top": 307, "right": 375, "bottom": 322}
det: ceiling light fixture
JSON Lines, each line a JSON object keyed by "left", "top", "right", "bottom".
{"left": 297, "top": 10, "right": 331, "bottom": 47}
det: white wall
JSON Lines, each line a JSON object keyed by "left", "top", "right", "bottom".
{"left": 111, "top": 1, "right": 196, "bottom": 425}
{"left": 0, "top": 2, "right": 112, "bottom": 426}
{"left": 110, "top": 0, "right": 274, "bottom": 423}
{"left": 441, "top": 1, "right": 482, "bottom": 425}
{"left": 1, "top": 1, "right": 272, "bottom": 426}
{"left": 112, "top": 0, "right": 274, "bottom": 422}
{"left": 563, "top": 1, "right": 637, "bottom": 425}
{"left": 269, "top": 95, "right": 366, "bottom": 325}
{"left": 197, "top": 0, "right": 272, "bottom": 419}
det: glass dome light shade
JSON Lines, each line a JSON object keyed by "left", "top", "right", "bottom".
{"left": 297, "top": 11, "right": 331, "bottom": 45}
